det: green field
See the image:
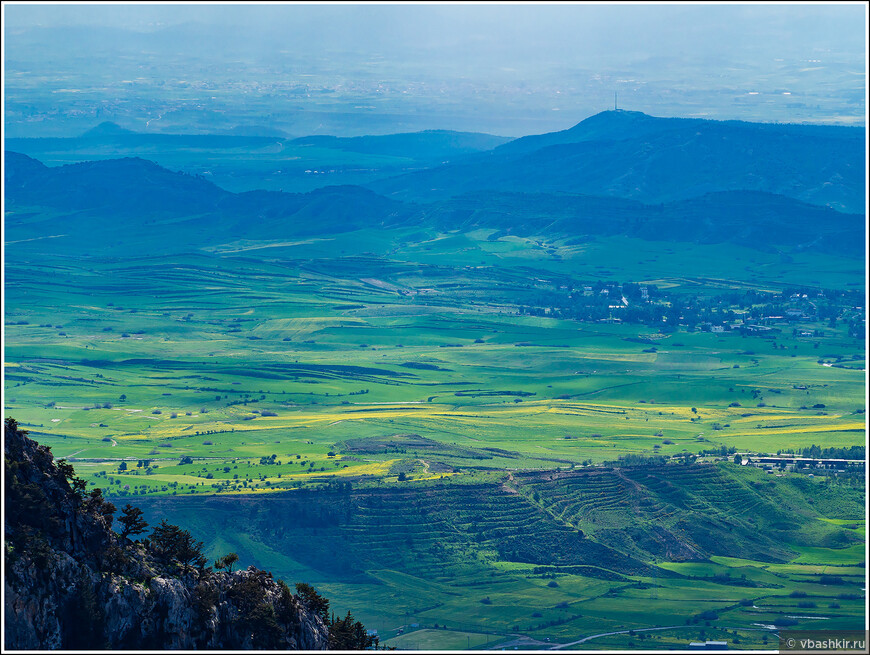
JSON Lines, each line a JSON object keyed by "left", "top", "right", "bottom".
{"left": 115, "top": 462, "right": 864, "bottom": 648}
{"left": 4, "top": 225, "right": 866, "bottom": 649}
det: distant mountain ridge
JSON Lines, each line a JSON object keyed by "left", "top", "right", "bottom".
{"left": 82, "top": 121, "right": 137, "bottom": 137}
{"left": 4, "top": 144, "right": 864, "bottom": 259}
{"left": 4, "top": 152, "right": 411, "bottom": 253}
{"left": 367, "top": 110, "right": 866, "bottom": 213}
{"left": 412, "top": 189, "right": 865, "bottom": 258}
{"left": 493, "top": 109, "right": 862, "bottom": 156}
{"left": 6, "top": 152, "right": 229, "bottom": 215}
{"left": 7, "top": 124, "right": 508, "bottom": 163}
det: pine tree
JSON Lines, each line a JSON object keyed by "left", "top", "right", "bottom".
{"left": 117, "top": 504, "right": 148, "bottom": 539}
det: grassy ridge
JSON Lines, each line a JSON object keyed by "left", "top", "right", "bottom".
{"left": 123, "top": 463, "right": 864, "bottom": 645}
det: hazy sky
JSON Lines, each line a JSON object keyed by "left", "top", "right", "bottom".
{"left": 3, "top": 2, "right": 867, "bottom": 136}
{"left": 6, "top": 3, "right": 866, "bottom": 58}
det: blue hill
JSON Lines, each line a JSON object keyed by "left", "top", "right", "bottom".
{"left": 368, "top": 111, "right": 866, "bottom": 214}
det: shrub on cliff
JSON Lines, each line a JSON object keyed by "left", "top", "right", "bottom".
{"left": 148, "top": 519, "right": 207, "bottom": 569}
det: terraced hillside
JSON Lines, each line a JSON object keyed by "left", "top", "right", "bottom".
{"left": 125, "top": 462, "right": 864, "bottom": 646}
{"left": 511, "top": 465, "right": 862, "bottom": 563}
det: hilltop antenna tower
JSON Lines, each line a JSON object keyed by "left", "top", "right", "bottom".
{"left": 614, "top": 92, "right": 618, "bottom": 110}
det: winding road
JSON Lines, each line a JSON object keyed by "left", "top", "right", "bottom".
{"left": 547, "top": 624, "right": 775, "bottom": 649}
{"left": 548, "top": 625, "right": 683, "bottom": 649}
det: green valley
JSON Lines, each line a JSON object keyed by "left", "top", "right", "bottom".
{"left": 4, "top": 6, "right": 867, "bottom": 651}
{"left": 4, "top": 110, "right": 867, "bottom": 652}
{"left": 4, "top": 222, "right": 865, "bottom": 649}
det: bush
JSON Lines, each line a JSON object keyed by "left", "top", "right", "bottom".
{"left": 192, "top": 582, "right": 219, "bottom": 622}
{"left": 213, "top": 552, "right": 239, "bottom": 572}
{"left": 328, "top": 610, "right": 378, "bottom": 650}
{"left": 228, "top": 575, "right": 282, "bottom": 648}
{"left": 148, "top": 519, "right": 206, "bottom": 568}
{"left": 295, "top": 583, "right": 330, "bottom": 622}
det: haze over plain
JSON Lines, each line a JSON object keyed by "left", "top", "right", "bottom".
{"left": 3, "top": 3, "right": 866, "bottom": 137}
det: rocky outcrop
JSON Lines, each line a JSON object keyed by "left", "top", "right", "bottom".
{"left": 3, "top": 418, "right": 329, "bottom": 650}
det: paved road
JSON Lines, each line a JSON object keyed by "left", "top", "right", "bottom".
{"left": 549, "top": 625, "right": 683, "bottom": 649}
{"left": 486, "top": 635, "right": 553, "bottom": 650}
{"left": 549, "top": 625, "right": 775, "bottom": 649}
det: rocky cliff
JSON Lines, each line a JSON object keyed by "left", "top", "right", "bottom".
{"left": 3, "top": 418, "right": 330, "bottom": 650}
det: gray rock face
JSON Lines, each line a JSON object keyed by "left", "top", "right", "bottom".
{"left": 4, "top": 419, "right": 329, "bottom": 650}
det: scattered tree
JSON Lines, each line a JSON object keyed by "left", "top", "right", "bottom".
{"left": 328, "top": 610, "right": 379, "bottom": 650}
{"left": 214, "top": 552, "right": 239, "bottom": 573}
{"left": 117, "top": 504, "right": 148, "bottom": 539}
{"left": 149, "top": 519, "right": 207, "bottom": 569}
{"left": 295, "top": 583, "right": 330, "bottom": 623}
